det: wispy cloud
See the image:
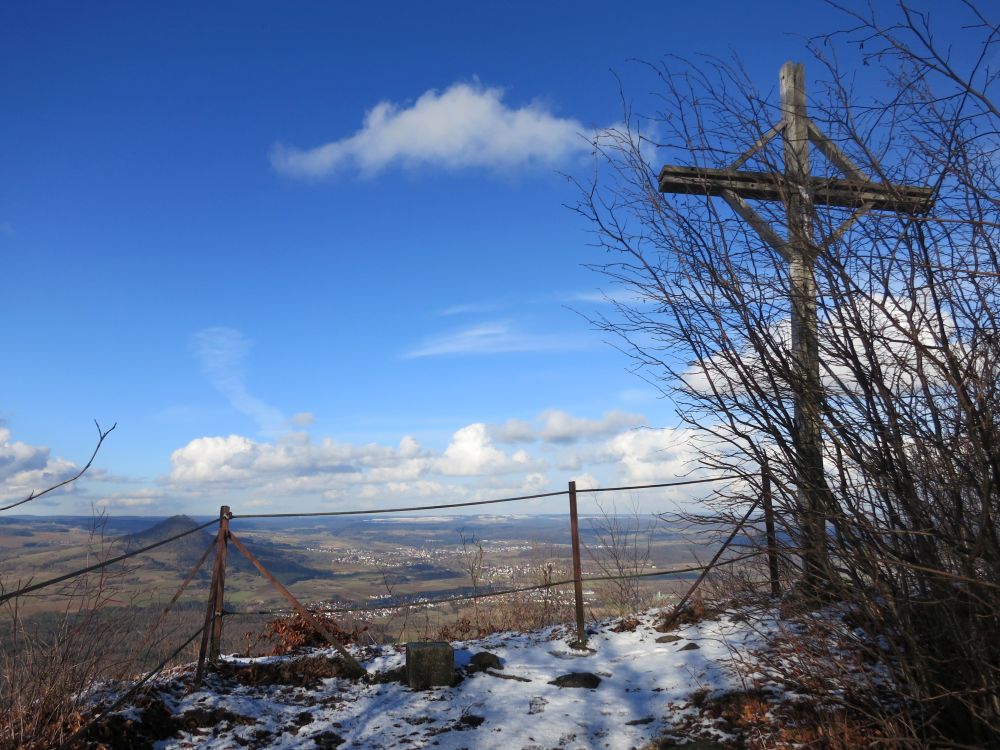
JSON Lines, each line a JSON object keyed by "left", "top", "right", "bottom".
{"left": 563, "top": 290, "right": 654, "bottom": 307}
{"left": 568, "top": 291, "right": 613, "bottom": 304}
{"left": 437, "top": 303, "right": 500, "bottom": 317}
{"left": 193, "top": 327, "right": 287, "bottom": 435}
{"left": 271, "top": 82, "right": 592, "bottom": 179}
{"left": 403, "top": 321, "right": 588, "bottom": 358}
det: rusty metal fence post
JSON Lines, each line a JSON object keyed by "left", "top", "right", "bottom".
{"left": 195, "top": 505, "right": 229, "bottom": 684}
{"left": 208, "top": 505, "right": 230, "bottom": 662}
{"left": 568, "top": 481, "right": 587, "bottom": 648}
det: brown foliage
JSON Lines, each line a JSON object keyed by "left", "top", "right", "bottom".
{"left": 245, "top": 611, "right": 367, "bottom": 656}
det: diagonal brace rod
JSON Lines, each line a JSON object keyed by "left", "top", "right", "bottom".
{"left": 228, "top": 532, "right": 364, "bottom": 675}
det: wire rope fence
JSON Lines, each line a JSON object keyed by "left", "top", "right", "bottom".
{"left": 1, "top": 472, "right": 775, "bottom": 748}
{"left": 0, "top": 475, "right": 747, "bottom": 606}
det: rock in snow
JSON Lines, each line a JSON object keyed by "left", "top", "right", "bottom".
{"left": 548, "top": 671, "right": 602, "bottom": 689}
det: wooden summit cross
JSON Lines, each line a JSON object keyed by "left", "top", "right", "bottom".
{"left": 658, "top": 62, "right": 934, "bottom": 588}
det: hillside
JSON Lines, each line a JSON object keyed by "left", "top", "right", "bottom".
{"left": 121, "top": 515, "right": 216, "bottom": 571}
{"left": 123, "top": 515, "right": 329, "bottom": 584}
{"left": 79, "top": 603, "right": 887, "bottom": 749}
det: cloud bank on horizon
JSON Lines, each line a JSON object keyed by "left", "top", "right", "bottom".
{"left": 0, "top": 411, "right": 712, "bottom": 516}
{"left": 162, "top": 410, "right": 703, "bottom": 511}
{"left": 270, "top": 82, "right": 593, "bottom": 179}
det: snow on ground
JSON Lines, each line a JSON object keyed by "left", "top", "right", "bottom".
{"left": 112, "top": 608, "right": 782, "bottom": 749}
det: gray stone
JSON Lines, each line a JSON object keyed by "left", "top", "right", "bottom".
{"left": 548, "top": 672, "right": 601, "bottom": 689}
{"left": 656, "top": 635, "right": 683, "bottom": 643}
{"left": 405, "top": 641, "right": 454, "bottom": 689}
{"left": 678, "top": 641, "right": 701, "bottom": 651}
{"left": 468, "top": 651, "right": 502, "bottom": 673}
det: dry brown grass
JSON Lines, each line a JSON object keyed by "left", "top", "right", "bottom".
{"left": 651, "top": 688, "right": 903, "bottom": 749}
{"left": 0, "top": 527, "right": 147, "bottom": 750}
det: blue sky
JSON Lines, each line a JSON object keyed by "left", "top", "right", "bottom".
{"left": 0, "top": 1, "right": 927, "bottom": 516}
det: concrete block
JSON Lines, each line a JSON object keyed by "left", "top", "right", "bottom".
{"left": 405, "top": 641, "right": 454, "bottom": 689}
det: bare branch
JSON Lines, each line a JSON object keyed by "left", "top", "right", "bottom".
{"left": 0, "top": 421, "right": 117, "bottom": 513}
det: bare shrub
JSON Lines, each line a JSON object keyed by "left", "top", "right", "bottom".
{"left": 585, "top": 500, "right": 655, "bottom": 616}
{"left": 576, "top": 2, "right": 1000, "bottom": 742}
{"left": 0, "top": 518, "right": 141, "bottom": 750}
{"left": 457, "top": 530, "right": 485, "bottom": 628}
{"left": 369, "top": 556, "right": 412, "bottom": 645}
{"left": 437, "top": 552, "right": 576, "bottom": 640}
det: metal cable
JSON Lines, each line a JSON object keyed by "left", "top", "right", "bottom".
{"left": 230, "top": 475, "right": 739, "bottom": 520}
{"left": 230, "top": 489, "right": 569, "bottom": 519}
{"left": 221, "top": 551, "right": 766, "bottom": 617}
{"left": 578, "top": 475, "right": 742, "bottom": 493}
{"left": 0, "top": 475, "right": 739, "bottom": 603}
{"left": 0, "top": 519, "right": 218, "bottom": 605}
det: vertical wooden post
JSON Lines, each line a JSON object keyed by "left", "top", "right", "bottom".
{"left": 568, "top": 481, "right": 587, "bottom": 648}
{"left": 781, "top": 61, "right": 829, "bottom": 588}
{"left": 762, "top": 462, "right": 780, "bottom": 598}
{"left": 208, "top": 505, "right": 229, "bottom": 663}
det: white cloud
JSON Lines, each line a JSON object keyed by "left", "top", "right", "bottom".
{"left": 193, "top": 327, "right": 288, "bottom": 435}
{"left": 539, "top": 410, "right": 646, "bottom": 443}
{"left": 492, "top": 418, "right": 536, "bottom": 444}
{"left": 0, "top": 428, "right": 79, "bottom": 503}
{"left": 291, "top": 412, "right": 316, "bottom": 427}
{"left": 604, "top": 428, "right": 701, "bottom": 484}
{"left": 169, "top": 433, "right": 379, "bottom": 485}
{"left": 492, "top": 409, "right": 646, "bottom": 444}
{"left": 435, "top": 423, "right": 533, "bottom": 476}
{"left": 167, "top": 420, "right": 541, "bottom": 504}
{"left": 682, "top": 290, "right": 955, "bottom": 400}
{"left": 271, "top": 82, "right": 591, "bottom": 179}
{"left": 404, "top": 321, "right": 587, "bottom": 358}
{"left": 571, "top": 472, "right": 599, "bottom": 490}
{"left": 155, "top": 410, "right": 724, "bottom": 515}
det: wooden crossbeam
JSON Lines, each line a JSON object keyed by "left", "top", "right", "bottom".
{"left": 659, "top": 164, "right": 934, "bottom": 215}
